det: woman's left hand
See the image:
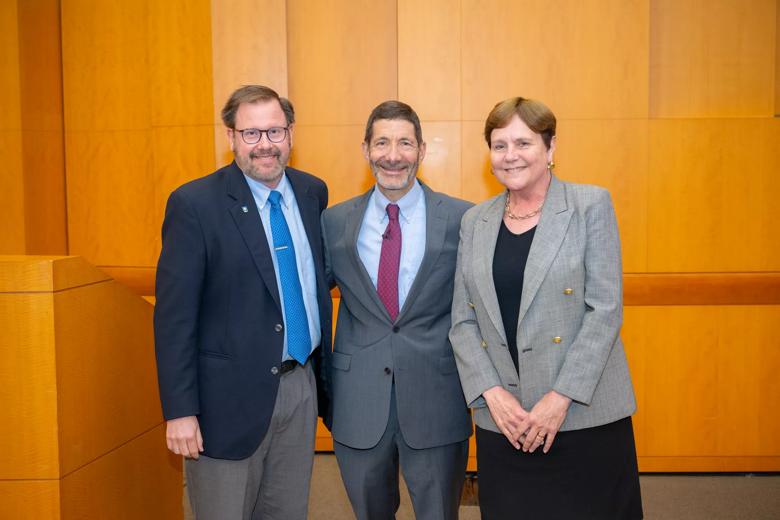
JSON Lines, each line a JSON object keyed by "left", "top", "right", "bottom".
{"left": 521, "top": 390, "right": 572, "bottom": 454}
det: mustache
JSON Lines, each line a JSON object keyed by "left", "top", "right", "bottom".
{"left": 375, "top": 159, "right": 413, "bottom": 169}
{"left": 249, "top": 150, "right": 280, "bottom": 159}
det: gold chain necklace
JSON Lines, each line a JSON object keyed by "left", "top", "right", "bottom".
{"left": 504, "top": 194, "right": 544, "bottom": 220}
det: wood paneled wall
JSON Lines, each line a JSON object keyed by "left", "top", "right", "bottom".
{"left": 0, "top": 1, "right": 25, "bottom": 254}
{"left": 1, "top": 0, "right": 777, "bottom": 473}
{"left": 0, "top": 0, "right": 67, "bottom": 256}
{"left": 61, "top": 0, "right": 214, "bottom": 268}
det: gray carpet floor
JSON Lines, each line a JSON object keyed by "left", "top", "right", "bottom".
{"left": 184, "top": 454, "right": 780, "bottom": 519}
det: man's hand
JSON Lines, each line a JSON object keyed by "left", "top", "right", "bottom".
{"left": 166, "top": 416, "right": 204, "bottom": 459}
{"left": 482, "top": 386, "right": 530, "bottom": 449}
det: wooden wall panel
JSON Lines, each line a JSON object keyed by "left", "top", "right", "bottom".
{"left": 555, "top": 119, "right": 649, "bottom": 272}
{"left": 460, "top": 121, "right": 503, "bottom": 203}
{"left": 0, "top": 1, "right": 22, "bottom": 131}
{"left": 462, "top": 0, "right": 649, "bottom": 121}
{"left": 17, "top": 0, "right": 64, "bottom": 131}
{"left": 60, "top": 424, "right": 182, "bottom": 520}
{"left": 63, "top": 0, "right": 214, "bottom": 269}
{"left": 18, "top": 0, "right": 68, "bottom": 255}
{"left": 0, "top": 481, "right": 59, "bottom": 520}
{"left": 0, "top": 132, "right": 25, "bottom": 253}
{"left": 290, "top": 125, "right": 374, "bottom": 205}
{"left": 210, "top": 0, "right": 288, "bottom": 167}
{"left": 149, "top": 0, "right": 213, "bottom": 128}
{"left": 152, "top": 126, "right": 217, "bottom": 254}
{"left": 650, "top": 0, "right": 776, "bottom": 118}
{"left": 61, "top": 0, "right": 151, "bottom": 132}
{"left": 624, "top": 273, "right": 780, "bottom": 306}
{"left": 0, "top": 0, "right": 25, "bottom": 254}
{"left": 21, "top": 137, "right": 66, "bottom": 254}
{"left": 626, "top": 305, "right": 780, "bottom": 465}
{"left": 776, "top": 1, "right": 780, "bottom": 116}
{"left": 64, "top": 131, "right": 156, "bottom": 266}
{"left": 0, "top": 292, "right": 59, "bottom": 479}
{"left": 287, "top": 0, "right": 398, "bottom": 126}
{"left": 417, "top": 121, "right": 462, "bottom": 198}
{"left": 398, "top": 0, "right": 461, "bottom": 121}
{"left": 61, "top": 0, "right": 154, "bottom": 267}
{"left": 647, "top": 119, "right": 780, "bottom": 272}
{"left": 54, "top": 281, "right": 161, "bottom": 475}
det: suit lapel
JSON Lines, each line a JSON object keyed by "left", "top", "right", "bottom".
{"left": 517, "top": 176, "right": 572, "bottom": 327}
{"left": 287, "top": 169, "right": 330, "bottom": 303}
{"left": 287, "top": 169, "right": 321, "bottom": 274}
{"left": 346, "top": 189, "right": 390, "bottom": 319}
{"left": 225, "top": 162, "right": 282, "bottom": 312}
{"left": 397, "top": 184, "right": 447, "bottom": 322}
{"left": 473, "top": 194, "right": 508, "bottom": 343}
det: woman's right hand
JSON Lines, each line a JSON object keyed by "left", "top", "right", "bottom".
{"left": 483, "top": 386, "right": 530, "bottom": 449}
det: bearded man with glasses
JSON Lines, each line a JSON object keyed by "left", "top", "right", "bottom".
{"left": 154, "top": 85, "right": 332, "bottom": 520}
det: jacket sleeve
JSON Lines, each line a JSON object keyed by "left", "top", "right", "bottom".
{"left": 552, "top": 189, "right": 623, "bottom": 405}
{"left": 449, "top": 210, "right": 503, "bottom": 408}
{"left": 153, "top": 189, "right": 206, "bottom": 420}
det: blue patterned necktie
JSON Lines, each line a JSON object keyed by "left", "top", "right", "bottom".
{"left": 267, "top": 190, "right": 310, "bottom": 365}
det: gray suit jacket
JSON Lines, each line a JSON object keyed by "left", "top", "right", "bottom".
{"left": 322, "top": 183, "right": 473, "bottom": 449}
{"left": 449, "top": 176, "right": 636, "bottom": 433}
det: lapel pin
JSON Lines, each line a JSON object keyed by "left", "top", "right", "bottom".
{"left": 241, "top": 206, "right": 248, "bottom": 213}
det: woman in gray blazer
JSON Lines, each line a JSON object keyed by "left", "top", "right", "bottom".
{"left": 449, "top": 97, "right": 642, "bottom": 519}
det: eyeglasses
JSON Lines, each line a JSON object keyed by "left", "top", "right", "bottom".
{"left": 233, "top": 127, "right": 289, "bottom": 144}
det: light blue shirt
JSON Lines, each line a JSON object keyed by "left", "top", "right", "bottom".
{"left": 244, "top": 173, "right": 321, "bottom": 362}
{"left": 357, "top": 180, "right": 426, "bottom": 313}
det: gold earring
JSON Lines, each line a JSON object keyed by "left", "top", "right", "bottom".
{"left": 547, "top": 161, "right": 555, "bottom": 170}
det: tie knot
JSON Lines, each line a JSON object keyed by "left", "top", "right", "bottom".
{"left": 386, "top": 203, "right": 400, "bottom": 221}
{"left": 268, "top": 190, "right": 282, "bottom": 208}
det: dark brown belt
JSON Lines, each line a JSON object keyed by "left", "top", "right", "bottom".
{"left": 279, "top": 359, "right": 300, "bottom": 374}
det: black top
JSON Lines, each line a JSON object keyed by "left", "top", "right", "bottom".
{"left": 492, "top": 221, "right": 536, "bottom": 371}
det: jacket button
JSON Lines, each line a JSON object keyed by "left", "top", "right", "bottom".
{"left": 563, "top": 288, "right": 573, "bottom": 295}
{"left": 384, "top": 367, "right": 391, "bottom": 375}
{"left": 392, "top": 326, "right": 400, "bottom": 333}
{"left": 274, "top": 323, "right": 283, "bottom": 332}
{"left": 270, "top": 366, "right": 279, "bottom": 375}
{"left": 481, "top": 340, "right": 488, "bottom": 348}
{"left": 552, "top": 336, "right": 562, "bottom": 344}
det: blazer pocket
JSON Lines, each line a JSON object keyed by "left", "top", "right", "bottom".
{"left": 331, "top": 351, "right": 352, "bottom": 371}
{"left": 439, "top": 354, "right": 458, "bottom": 375}
{"left": 199, "top": 349, "right": 231, "bottom": 360}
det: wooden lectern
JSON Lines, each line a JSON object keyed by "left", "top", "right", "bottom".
{"left": 0, "top": 256, "right": 181, "bottom": 519}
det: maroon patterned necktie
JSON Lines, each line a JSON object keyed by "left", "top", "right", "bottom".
{"left": 377, "top": 203, "right": 401, "bottom": 321}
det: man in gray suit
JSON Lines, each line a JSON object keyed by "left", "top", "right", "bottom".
{"left": 321, "top": 101, "right": 472, "bottom": 520}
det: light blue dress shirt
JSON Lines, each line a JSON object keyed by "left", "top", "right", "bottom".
{"left": 244, "top": 173, "right": 321, "bottom": 361}
{"left": 357, "top": 180, "right": 426, "bottom": 313}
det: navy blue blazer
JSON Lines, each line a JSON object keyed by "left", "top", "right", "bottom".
{"left": 154, "top": 161, "right": 332, "bottom": 460}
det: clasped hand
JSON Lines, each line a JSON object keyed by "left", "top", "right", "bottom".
{"left": 483, "top": 386, "right": 571, "bottom": 454}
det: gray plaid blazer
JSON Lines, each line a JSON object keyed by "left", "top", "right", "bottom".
{"left": 449, "top": 175, "right": 636, "bottom": 433}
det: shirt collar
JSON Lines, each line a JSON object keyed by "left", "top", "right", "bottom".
{"left": 244, "top": 171, "right": 292, "bottom": 210}
{"left": 371, "top": 179, "right": 423, "bottom": 224}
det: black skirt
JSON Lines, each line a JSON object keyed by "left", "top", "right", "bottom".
{"left": 476, "top": 417, "right": 643, "bottom": 519}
